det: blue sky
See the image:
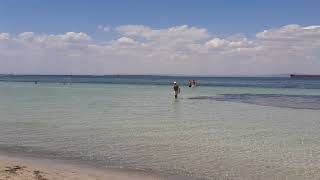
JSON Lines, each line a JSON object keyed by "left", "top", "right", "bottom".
{"left": 1, "top": 0, "right": 320, "bottom": 75}
{"left": 1, "top": 0, "right": 319, "bottom": 36}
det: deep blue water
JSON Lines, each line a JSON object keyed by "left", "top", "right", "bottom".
{"left": 1, "top": 75, "right": 320, "bottom": 89}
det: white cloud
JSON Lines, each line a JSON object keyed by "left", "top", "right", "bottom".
{"left": 116, "top": 25, "right": 210, "bottom": 42}
{"left": 0, "top": 33, "right": 10, "bottom": 40}
{"left": 205, "top": 38, "right": 227, "bottom": 49}
{"left": 0, "top": 25, "right": 320, "bottom": 75}
{"left": 14, "top": 32, "right": 91, "bottom": 44}
{"left": 57, "top": 32, "right": 91, "bottom": 42}
{"left": 116, "top": 37, "right": 136, "bottom": 44}
{"left": 98, "top": 25, "right": 111, "bottom": 32}
{"left": 256, "top": 24, "right": 320, "bottom": 41}
{"left": 18, "top": 32, "right": 34, "bottom": 40}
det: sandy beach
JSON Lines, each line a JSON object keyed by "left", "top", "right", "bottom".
{"left": 0, "top": 155, "right": 168, "bottom": 180}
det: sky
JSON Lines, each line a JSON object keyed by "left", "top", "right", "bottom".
{"left": 0, "top": 0, "right": 320, "bottom": 75}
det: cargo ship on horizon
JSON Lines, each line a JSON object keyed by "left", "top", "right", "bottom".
{"left": 290, "top": 74, "right": 320, "bottom": 78}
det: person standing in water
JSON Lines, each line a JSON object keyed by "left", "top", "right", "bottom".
{"left": 192, "top": 80, "right": 196, "bottom": 87}
{"left": 188, "top": 80, "right": 192, "bottom": 88}
{"left": 173, "top": 82, "right": 181, "bottom": 99}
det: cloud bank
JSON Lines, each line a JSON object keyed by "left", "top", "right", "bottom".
{"left": 1, "top": 24, "right": 320, "bottom": 75}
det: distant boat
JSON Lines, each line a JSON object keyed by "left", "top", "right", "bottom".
{"left": 290, "top": 74, "right": 320, "bottom": 78}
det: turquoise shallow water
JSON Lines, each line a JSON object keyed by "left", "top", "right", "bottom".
{"left": 1, "top": 81, "right": 320, "bottom": 179}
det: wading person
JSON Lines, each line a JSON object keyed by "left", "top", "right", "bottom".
{"left": 173, "top": 82, "right": 181, "bottom": 99}
{"left": 192, "top": 80, "right": 196, "bottom": 87}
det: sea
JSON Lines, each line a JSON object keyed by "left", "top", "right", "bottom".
{"left": 0, "top": 75, "right": 320, "bottom": 180}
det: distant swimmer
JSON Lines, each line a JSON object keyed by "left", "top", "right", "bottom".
{"left": 192, "top": 80, "right": 197, "bottom": 87}
{"left": 188, "top": 80, "right": 192, "bottom": 88}
{"left": 173, "top": 82, "right": 181, "bottom": 99}
{"left": 34, "top": 81, "right": 38, "bottom": 84}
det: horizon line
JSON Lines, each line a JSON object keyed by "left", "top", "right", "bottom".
{"left": 0, "top": 73, "right": 291, "bottom": 77}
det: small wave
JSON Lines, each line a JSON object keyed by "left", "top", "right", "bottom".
{"left": 189, "top": 94, "right": 320, "bottom": 110}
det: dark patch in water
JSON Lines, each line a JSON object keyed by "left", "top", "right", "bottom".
{"left": 189, "top": 94, "right": 320, "bottom": 110}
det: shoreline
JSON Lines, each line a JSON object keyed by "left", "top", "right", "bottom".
{"left": 0, "top": 153, "right": 196, "bottom": 180}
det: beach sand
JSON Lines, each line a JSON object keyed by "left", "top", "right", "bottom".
{"left": 0, "top": 155, "right": 167, "bottom": 180}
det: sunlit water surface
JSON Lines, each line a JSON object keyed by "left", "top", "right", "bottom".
{"left": 1, "top": 81, "right": 320, "bottom": 180}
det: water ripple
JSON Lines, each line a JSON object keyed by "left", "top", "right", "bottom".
{"left": 189, "top": 94, "right": 320, "bottom": 110}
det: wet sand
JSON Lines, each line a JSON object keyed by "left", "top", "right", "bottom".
{"left": 0, "top": 154, "right": 173, "bottom": 180}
